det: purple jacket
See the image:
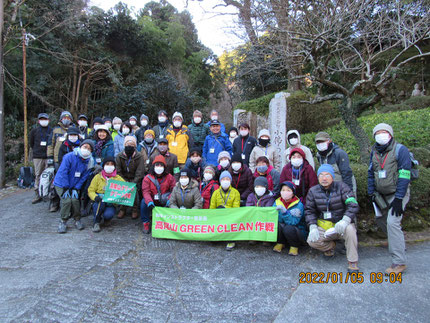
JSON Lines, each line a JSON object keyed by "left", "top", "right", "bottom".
{"left": 246, "top": 192, "right": 276, "bottom": 207}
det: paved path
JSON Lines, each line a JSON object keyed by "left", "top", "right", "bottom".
{"left": 0, "top": 190, "right": 429, "bottom": 322}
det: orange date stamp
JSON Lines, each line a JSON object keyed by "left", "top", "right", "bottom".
{"left": 298, "top": 272, "right": 402, "bottom": 284}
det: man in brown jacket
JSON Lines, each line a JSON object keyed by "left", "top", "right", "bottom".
{"left": 150, "top": 138, "right": 180, "bottom": 179}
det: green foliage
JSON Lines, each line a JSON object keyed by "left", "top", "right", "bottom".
{"left": 378, "top": 96, "right": 430, "bottom": 113}
{"left": 301, "top": 108, "right": 430, "bottom": 163}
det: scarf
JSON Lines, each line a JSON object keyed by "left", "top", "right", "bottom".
{"left": 95, "top": 139, "right": 106, "bottom": 157}
{"left": 102, "top": 169, "right": 117, "bottom": 180}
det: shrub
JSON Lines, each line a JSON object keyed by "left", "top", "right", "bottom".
{"left": 378, "top": 95, "right": 430, "bottom": 113}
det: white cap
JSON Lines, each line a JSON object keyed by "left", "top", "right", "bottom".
{"left": 172, "top": 112, "right": 183, "bottom": 120}
{"left": 258, "top": 129, "right": 271, "bottom": 138}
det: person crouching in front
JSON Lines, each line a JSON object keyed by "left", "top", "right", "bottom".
{"left": 169, "top": 168, "right": 203, "bottom": 209}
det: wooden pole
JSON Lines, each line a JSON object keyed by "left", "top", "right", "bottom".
{"left": 23, "top": 28, "right": 28, "bottom": 166}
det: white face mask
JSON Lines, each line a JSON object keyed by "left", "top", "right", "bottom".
{"left": 211, "top": 115, "right": 218, "bottom": 121}
{"left": 122, "top": 128, "right": 130, "bottom": 135}
{"left": 203, "top": 173, "right": 213, "bottom": 181}
{"left": 39, "top": 120, "right": 49, "bottom": 127}
{"left": 173, "top": 120, "right": 182, "bottom": 128}
{"left": 78, "top": 120, "right": 87, "bottom": 127}
{"left": 104, "top": 165, "right": 115, "bottom": 174}
{"left": 191, "top": 156, "right": 201, "bottom": 164}
{"left": 221, "top": 180, "right": 231, "bottom": 190}
{"left": 316, "top": 142, "right": 329, "bottom": 152}
{"left": 240, "top": 130, "right": 249, "bottom": 137}
{"left": 289, "top": 138, "right": 299, "bottom": 146}
{"left": 105, "top": 123, "right": 112, "bottom": 129}
{"left": 375, "top": 133, "right": 391, "bottom": 145}
{"left": 141, "top": 120, "right": 148, "bottom": 127}
{"left": 80, "top": 148, "right": 91, "bottom": 158}
{"left": 281, "top": 190, "right": 294, "bottom": 201}
{"left": 194, "top": 117, "right": 202, "bottom": 124}
{"left": 129, "top": 120, "right": 136, "bottom": 126}
{"left": 158, "top": 116, "right": 167, "bottom": 123}
{"left": 291, "top": 158, "right": 303, "bottom": 168}
{"left": 154, "top": 166, "right": 164, "bottom": 175}
{"left": 255, "top": 187, "right": 266, "bottom": 197}
{"left": 232, "top": 162, "right": 241, "bottom": 171}
{"left": 179, "top": 178, "right": 190, "bottom": 187}
{"left": 219, "top": 159, "right": 230, "bottom": 168}
{"left": 230, "top": 132, "right": 237, "bottom": 138}
{"left": 113, "top": 124, "right": 121, "bottom": 131}
{"left": 68, "top": 135, "right": 79, "bottom": 143}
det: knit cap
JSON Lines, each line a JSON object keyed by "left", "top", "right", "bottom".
{"left": 317, "top": 164, "right": 335, "bottom": 179}
{"left": 217, "top": 151, "right": 231, "bottom": 162}
{"left": 124, "top": 135, "right": 137, "bottom": 147}
{"left": 219, "top": 171, "right": 232, "bottom": 181}
{"left": 373, "top": 123, "right": 393, "bottom": 137}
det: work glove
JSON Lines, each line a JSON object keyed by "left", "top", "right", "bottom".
{"left": 334, "top": 216, "right": 351, "bottom": 235}
{"left": 307, "top": 224, "right": 320, "bottom": 243}
{"left": 62, "top": 189, "right": 71, "bottom": 199}
{"left": 94, "top": 195, "right": 102, "bottom": 203}
{"left": 390, "top": 198, "right": 404, "bottom": 217}
{"left": 147, "top": 201, "right": 155, "bottom": 209}
{"left": 71, "top": 190, "right": 79, "bottom": 199}
{"left": 276, "top": 204, "right": 287, "bottom": 214}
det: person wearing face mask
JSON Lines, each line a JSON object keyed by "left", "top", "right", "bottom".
{"left": 228, "top": 127, "right": 238, "bottom": 145}
{"left": 249, "top": 129, "right": 281, "bottom": 172}
{"left": 137, "top": 129, "right": 158, "bottom": 174}
{"left": 200, "top": 165, "right": 220, "bottom": 209}
{"left": 58, "top": 127, "right": 81, "bottom": 164}
{"left": 152, "top": 110, "right": 170, "bottom": 140}
{"left": 114, "top": 122, "right": 134, "bottom": 156}
{"left": 306, "top": 164, "right": 359, "bottom": 273}
{"left": 141, "top": 155, "right": 176, "bottom": 233}
{"left": 111, "top": 117, "right": 123, "bottom": 140}
{"left": 315, "top": 132, "right": 355, "bottom": 192}
{"left": 252, "top": 156, "right": 281, "bottom": 196}
{"left": 205, "top": 109, "right": 226, "bottom": 134}
{"left": 184, "top": 147, "right": 207, "bottom": 182}
{"left": 151, "top": 138, "right": 180, "bottom": 178}
{"left": 280, "top": 148, "right": 318, "bottom": 204}
{"left": 129, "top": 115, "right": 139, "bottom": 133}
{"left": 165, "top": 111, "right": 194, "bottom": 166}
{"left": 203, "top": 120, "right": 232, "bottom": 166}
{"left": 215, "top": 151, "right": 232, "bottom": 180}
{"left": 232, "top": 123, "right": 257, "bottom": 167}
{"left": 104, "top": 117, "right": 113, "bottom": 132}
{"left": 368, "top": 123, "right": 412, "bottom": 274}
{"left": 210, "top": 171, "right": 240, "bottom": 250}
{"left": 135, "top": 114, "right": 151, "bottom": 144}
{"left": 272, "top": 181, "right": 306, "bottom": 255}
{"left": 169, "top": 168, "right": 203, "bottom": 209}
{"left": 88, "top": 156, "right": 125, "bottom": 232}
{"left": 228, "top": 153, "right": 254, "bottom": 206}
{"left": 285, "top": 130, "right": 315, "bottom": 170}
{"left": 188, "top": 110, "right": 210, "bottom": 149}
{"left": 77, "top": 114, "right": 91, "bottom": 140}
{"left": 30, "top": 113, "right": 53, "bottom": 204}
{"left": 116, "top": 136, "right": 145, "bottom": 219}
{"left": 89, "top": 117, "right": 104, "bottom": 138}
{"left": 246, "top": 176, "right": 275, "bottom": 207}
{"left": 54, "top": 140, "right": 95, "bottom": 233}
{"left": 92, "top": 125, "right": 114, "bottom": 165}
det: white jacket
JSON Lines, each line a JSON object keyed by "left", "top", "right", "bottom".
{"left": 249, "top": 144, "right": 281, "bottom": 172}
{"left": 285, "top": 130, "right": 315, "bottom": 170}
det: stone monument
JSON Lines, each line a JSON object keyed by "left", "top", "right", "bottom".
{"left": 268, "top": 92, "right": 290, "bottom": 167}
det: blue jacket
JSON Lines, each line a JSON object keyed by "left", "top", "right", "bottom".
{"left": 53, "top": 148, "right": 94, "bottom": 190}
{"left": 93, "top": 139, "right": 114, "bottom": 163}
{"left": 203, "top": 132, "right": 233, "bottom": 166}
{"left": 184, "top": 157, "right": 207, "bottom": 180}
{"left": 274, "top": 197, "right": 307, "bottom": 238}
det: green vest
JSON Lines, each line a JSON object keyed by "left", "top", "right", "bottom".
{"left": 372, "top": 140, "right": 398, "bottom": 195}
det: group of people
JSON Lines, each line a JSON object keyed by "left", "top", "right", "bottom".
{"left": 29, "top": 109, "right": 412, "bottom": 274}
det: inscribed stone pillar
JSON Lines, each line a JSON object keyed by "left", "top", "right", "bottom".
{"left": 268, "top": 92, "right": 289, "bottom": 167}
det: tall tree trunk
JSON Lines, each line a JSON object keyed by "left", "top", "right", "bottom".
{"left": 0, "top": 0, "right": 5, "bottom": 187}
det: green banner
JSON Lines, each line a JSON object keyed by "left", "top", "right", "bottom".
{"left": 103, "top": 179, "right": 136, "bottom": 207}
{"left": 152, "top": 206, "right": 278, "bottom": 242}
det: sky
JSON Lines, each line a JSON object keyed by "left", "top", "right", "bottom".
{"left": 89, "top": 0, "right": 244, "bottom": 56}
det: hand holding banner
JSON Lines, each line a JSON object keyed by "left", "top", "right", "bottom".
{"left": 103, "top": 179, "right": 136, "bottom": 207}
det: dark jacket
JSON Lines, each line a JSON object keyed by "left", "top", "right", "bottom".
{"left": 305, "top": 181, "right": 359, "bottom": 226}
{"left": 200, "top": 180, "right": 220, "bottom": 209}
{"left": 229, "top": 164, "right": 254, "bottom": 201}
{"left": 47, "top": 122, "right": 70, "bottom": 162}
{"left": 280, "top": 159, "right": 318, "bottom": 203}
{"left": 150, "top": 150, "right": 180, "bottom": 177}
{"left": 58, "top": 140, "right": 80, "bottom": 164}
{"left": 92, "top": 139, "right": 114, "bottom": 165}
{"left": 184, "top": 158, "right": 207, "bottom": 181}
{"left": 188, "top": 121, "right": 210, "bottom": 148}
{"left": 253, "top": 167, "right": 281, "bottom": 196}
{"left": 135, "top": 125, "right": 152, "bottom": 144}
{"left": 152, "top": 122, "right": 170, "bottom": 140}
{"left": 138, "top": 142, "right": 159, "bottom": 174}
{"left": 246, "top": 192, "right": 276, "bottom": 207}
{"left": 232, "top": 135, "right": 257, "bottom": 166}
{"left": 116, "top": 151, "right": 146, "bottom": 183}
{"left": 169, "top": 180, "right": 203, "bottom": 209}
{"left": 30, "top": 125, "right": 53, "bottom": 159}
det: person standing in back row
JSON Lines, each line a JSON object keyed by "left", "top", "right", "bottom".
{"left": 285, "top": 130, "right": 315, "bottom": 170}
{"left": 232, "top": 123, "right": 257, "bottom": 167}
{"left": 30, "top": 113, "right": 52, "bottom": 204}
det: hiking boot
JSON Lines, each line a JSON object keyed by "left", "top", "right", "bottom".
{"left": 273, "top": 243, "right": 285, "bottom": 253}
{"left": 75, "top": 220, "right": 84, "bottom": 230}
{"left": 49, "top": 204, "right": 59, "bottom": 212}
{"left": 131, "top": 211, "right": 139, "bottom": 219}
{"left": 92, "top": 223, "right": 101, "bottom": 233}
{"left": 58, "top": 220, "right": 67, "bottom": 234}
{"left": 385, "top": 264, "right": 407, "bottom": 274}
{"left": 225, "top": 242, "right": 236, "bottom": 251}
{"left": 348, "top": 262, "right": 359, "bottom": 273}
{"left": 117, "top": 210, "right": 125, "bottom": 219}
{"left": 32, "top": 192, "right": 42, "bottom": 204}
{"left": 142, "top": 222, "right": 151, "bottom": 234}
{"left": 323, "top": 249, "right": 335, "bottom": 258}
{"left": 104, "top": 219, "right": 112, "bottom": 227}
{"left": 288, "top": 246, "right": 299, "bottom": 256}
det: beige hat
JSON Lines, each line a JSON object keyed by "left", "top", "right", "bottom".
{"left": 315, "top": 132, "right": 330, "bottom": 142}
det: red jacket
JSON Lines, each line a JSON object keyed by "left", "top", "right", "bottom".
{"left": 142, "top": 173, "right": 176, "bottom": 205}
{"left": 200, "top": 180, "right": 220, "bottom": 209}
{"left": 280, "top": 159, "right": 318, "bottom": 203}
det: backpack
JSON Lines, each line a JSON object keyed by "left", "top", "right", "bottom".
{"left": 395, "top": 143, "right": 419, "bottom": 180}
{"left": 17, "top": 166, "right": 35, "bottom": 188}
{"left": 38, "top": 167, "right": 55, "bottom": 198}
